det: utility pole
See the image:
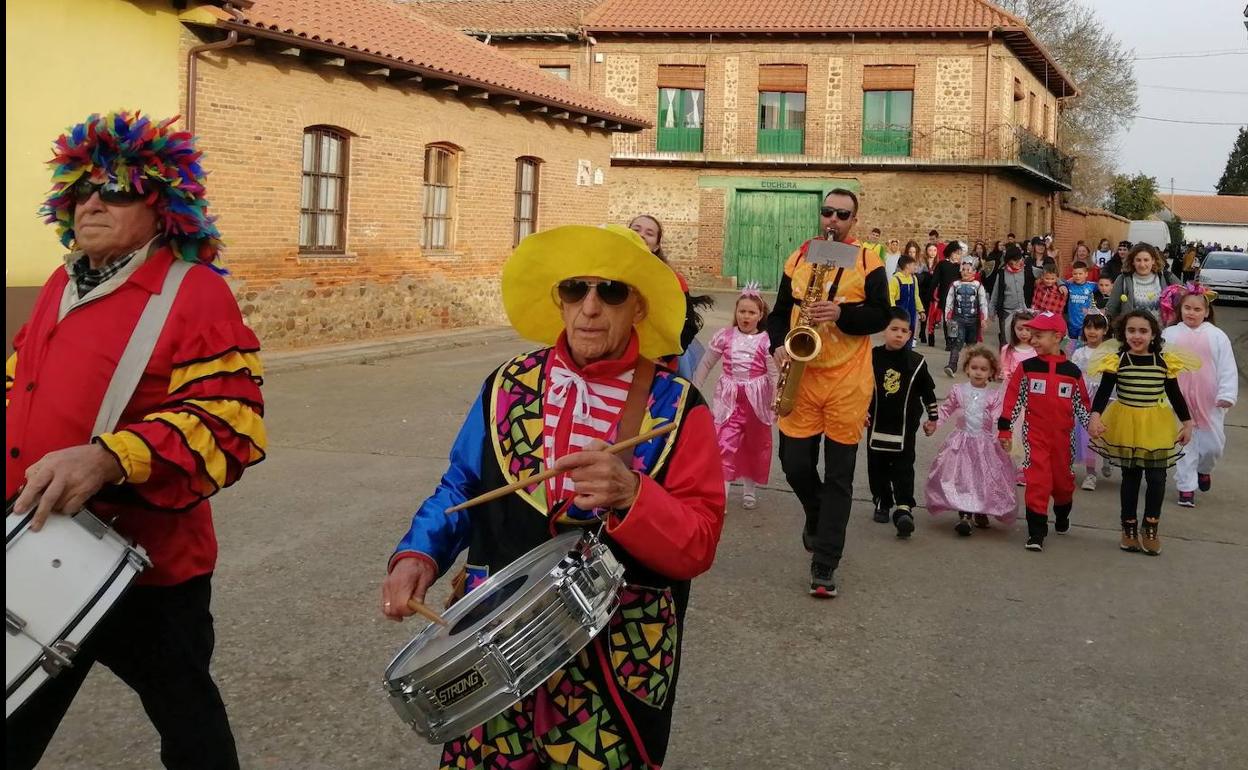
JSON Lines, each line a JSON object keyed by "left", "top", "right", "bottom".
{"left": 1170, "top": 177, "right": 1175, "bottom": 211}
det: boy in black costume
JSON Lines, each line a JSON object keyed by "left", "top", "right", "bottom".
{"left": 867, "top": 309, "right": 939, "bottom": 537}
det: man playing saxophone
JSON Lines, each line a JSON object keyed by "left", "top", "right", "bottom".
{"left": 767, "top": 188, "right": 892, "bottom": 598}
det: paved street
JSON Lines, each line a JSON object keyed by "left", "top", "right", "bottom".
{"left": 43, "top": 303, "right": 1248, "bottom": 769}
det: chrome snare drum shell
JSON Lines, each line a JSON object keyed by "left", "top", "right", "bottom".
{"left": 383, "top": 531, "right": 625, "bottom": 744}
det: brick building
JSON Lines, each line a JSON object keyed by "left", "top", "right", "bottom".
{"left": 179, "top": 0, "right": 644, "bottom": 348}
{"left": 411, "top": 0, "right": 1078, "bottom": 288}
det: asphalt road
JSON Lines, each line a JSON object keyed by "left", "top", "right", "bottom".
{"left": 38, "top": 303, "right": 1248, "bottom": 769}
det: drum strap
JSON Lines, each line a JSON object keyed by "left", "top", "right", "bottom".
{"left": 92, "top": 260, "right": 194, "bottom": 436}
{"left": 616, "top": 358, "right": 656, "bottom": 445}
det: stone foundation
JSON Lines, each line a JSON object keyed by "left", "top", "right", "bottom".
{"left": 235, "top": 276, "right": 505, "bottom": 349}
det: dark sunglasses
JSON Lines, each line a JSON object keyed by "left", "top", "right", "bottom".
{"left": 556, "top": 279, "right": 632, "bottom": 306}
{"left": 70, "top": 179, "right": 143, "bottom": 206}
{"left": 819, "top": 206, "right": 853, "bottom": 221}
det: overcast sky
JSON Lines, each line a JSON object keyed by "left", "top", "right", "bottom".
{"left": 1089, "top": 0, "right": 1247, "bottom": 196}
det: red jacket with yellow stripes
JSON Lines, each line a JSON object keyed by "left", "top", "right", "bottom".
{"left": 5, "top": 246, "right": 266, "bottom": 586}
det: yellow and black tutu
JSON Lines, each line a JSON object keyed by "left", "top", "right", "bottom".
{"left": 1088, "top": 349, "right": 1199, "bottom": 470}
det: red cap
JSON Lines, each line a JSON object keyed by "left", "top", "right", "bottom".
{"left": 1024, "top": 312, "right": 1066, "bottom": 334}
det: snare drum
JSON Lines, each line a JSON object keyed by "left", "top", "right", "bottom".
{"left": 6, "top": 509, "right": 150, "bottom": 718}
{"left": 384, "top": 530, "right": 624, "bottom": 743}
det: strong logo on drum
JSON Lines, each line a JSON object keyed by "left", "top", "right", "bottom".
{"left": 435, "top": 668, "right": 488, "bottom": 708}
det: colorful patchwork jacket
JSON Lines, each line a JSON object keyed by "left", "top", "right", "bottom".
{"left": 5, "top": 244, "right": 266, "bottom": 586}
{"left": 391, "top": 337, "right": 725, "bottom": 765}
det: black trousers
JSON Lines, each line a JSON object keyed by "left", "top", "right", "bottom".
{"left": 779, "top": 433, "right": 857, "bottom": 570}
{"left": 6, "top": 574, "right": 239, "bottom": 770}
{"left": 1120, "top": 467, "right": 1167, "bottom": 522}
{"left": 867, "top": 442, "right": 917, "bottom": 511}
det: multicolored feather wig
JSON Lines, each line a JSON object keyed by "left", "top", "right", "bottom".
{"left": 39, "top": 111, "right": 222, "bottom": 265}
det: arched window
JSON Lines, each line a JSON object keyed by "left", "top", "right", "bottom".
{"left": 300, "top": 126, "right": 349, "bottom": 253}
{"left": 423, "top": 144, "right": 459, "bottom": 250}
{"left": 514, "top": 157, "right": 542, "bottom": 246}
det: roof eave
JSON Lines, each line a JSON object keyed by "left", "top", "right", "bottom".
{"left": 200, "top": 19, "right": 648, "bottom": 131}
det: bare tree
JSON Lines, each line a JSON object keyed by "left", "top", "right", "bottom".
{"left": 1000, "top": 0, "right": 1139, "bottom": 207}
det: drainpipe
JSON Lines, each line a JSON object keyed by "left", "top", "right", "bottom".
{"left": 186, "top": 3, "right": 244, "bottom": 135}
{"left": 982, "top": 28, "right": 994, "bottom": 239}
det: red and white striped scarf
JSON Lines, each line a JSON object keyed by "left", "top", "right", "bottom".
{"left": 543, "top": 333, "right": 638, "bottom": 503}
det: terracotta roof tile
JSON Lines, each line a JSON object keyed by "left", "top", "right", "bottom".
{"left": 231, "top": 0, "right": 647, "bottom": 127}
{"left": 1166, "top": 194, "right": 1248, "bottom": 225}
{"left": 402, "top": 0, "right": 601, "bottom": 35}
{"left": 583, "top": 0, "right": 1025, "bottom": 32}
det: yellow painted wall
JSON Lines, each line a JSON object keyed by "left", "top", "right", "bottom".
{"left": 5, "top": 0, "right": 184, "bottom": 287}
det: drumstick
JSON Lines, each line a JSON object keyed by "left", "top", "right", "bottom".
{"left": 407, "top": 598, "right": 449, "bottom": 626}
{"left": 444, "top": 422, "right": 677, "bottom": 514}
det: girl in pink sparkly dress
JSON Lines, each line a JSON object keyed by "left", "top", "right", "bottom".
{"left": 924, "top": 345, "right": 1018, "bottom": 535}
{"left": 693, "top": 286, "right": 778, "bottom": 510}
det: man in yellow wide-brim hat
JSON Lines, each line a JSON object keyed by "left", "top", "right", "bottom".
{"left": 380, "top": 224, "right": 725, "bottom": 768}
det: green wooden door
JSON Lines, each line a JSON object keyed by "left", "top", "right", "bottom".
{"left": 730, "top": 191, "right": 821, "bottom": 290}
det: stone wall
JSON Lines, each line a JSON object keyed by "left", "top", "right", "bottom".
{"left": 191, "top": 33, "right": 616, "bottom": 349}
{"left": 605, "top": 54, "right": 640, "bottom": 155}
{"left": 822, "top": 57, "right": 844, "bottom": 157}
{"left": 236, "top": 275, "right": 504, "bottom": 348}
{"left": 933, "top": 57, "right": 975, "bottom": 158}
{"left": 721, "top": 56, "right": 739, "bottom": 155}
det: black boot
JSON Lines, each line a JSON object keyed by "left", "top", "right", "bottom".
{"left": 1025, "top": 510, "right": 1048, "bottom": 551}
{"left": 1054, "top": 502, "right": 1072, "bottom": 534}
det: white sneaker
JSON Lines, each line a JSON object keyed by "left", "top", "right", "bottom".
{"left": 742, "top": 493, "right": 757, "bottom": 510}
{"left": 1081, "top": 475, "right": 1097, "bottom": 491}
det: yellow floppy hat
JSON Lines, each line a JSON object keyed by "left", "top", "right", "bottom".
{"left": 502, "top": 224, "right": 686, "bottom": 359}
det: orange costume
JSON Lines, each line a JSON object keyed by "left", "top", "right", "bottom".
{"left": 776, "top": 241, "right": 886, "bottom": 443}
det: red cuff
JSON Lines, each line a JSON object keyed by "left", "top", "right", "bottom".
{"left": 388, "top": 550, "right": 439, "bottom": 575}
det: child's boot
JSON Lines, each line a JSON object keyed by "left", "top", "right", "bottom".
{"left": 1120, "top": 519, "right": 1141, "bottom": 552}
{"left": 1140, "top": 517, "right": 1162, "bottom": 555}
{"left": 973, "top": 514, "right": 991, "bottom": 529}
{"left": 954, "top": 513, "right": 973, "bottom": 537}
{"left": 1024, "top": 510, "right": 1047, "bottom": 551}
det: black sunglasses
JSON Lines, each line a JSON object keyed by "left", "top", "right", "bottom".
{"left": 820, "top": 206, "right": 854, "bottom": 221}
{"left": 556, "top": 279, "right": 632, "bottom": 306}
{"left": 70, "top": 179, "right": 144, "bottom": 206}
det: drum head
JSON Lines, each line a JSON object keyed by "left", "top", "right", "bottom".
{"left": 386, "top": 532, "right": 584, "bottom": 680}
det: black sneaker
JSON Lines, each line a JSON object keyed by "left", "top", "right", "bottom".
{"left": 873, "top": 504, "right": 890, "bottom": 524}
{"left": 893, "top": 507, "right": 915, "bottom": 538}
{"left": 1198, "top": 473, "right": 1212, "bottom": 492}
{"left": 973, "top": 514, "right": 991, "bottom": 529}
{"left": 809, "top": 563, "right": 837, "bottom": 598}
{"left": 1024, "top": 511, "right": 1047, "bottom": 552}
{"left": 955, "top": 515, "right": 973, "bottom": 537}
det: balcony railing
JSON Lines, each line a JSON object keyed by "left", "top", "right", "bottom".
{"left": 613, "top": 121, "right": 1074, "bottom": 189}
{"left": 656, "top": 126, "right": 703, "bottom": 152}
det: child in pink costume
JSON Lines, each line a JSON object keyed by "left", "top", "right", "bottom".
{"left": 925, "top": 345, "right": 1018, "bottom": 535}
{"left": 693, "top": 285, "right": 778, "bottom": 509}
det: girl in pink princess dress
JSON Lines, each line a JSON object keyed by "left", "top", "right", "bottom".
{"left": 693, "top": 286, "right": 778, "bottom": 510}
{"left": 924, "top": 345, "right": 1018, "bottom": 536}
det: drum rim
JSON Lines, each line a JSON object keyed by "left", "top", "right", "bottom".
{"left": 384, "top": 531, "right": 587, "bottom": 682}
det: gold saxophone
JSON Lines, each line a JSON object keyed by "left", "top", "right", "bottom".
{"left": 773, "top": 228, "right": 836, "bottom": 417}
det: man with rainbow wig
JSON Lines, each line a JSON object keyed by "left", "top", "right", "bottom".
{"left": 6, "top": 111, "right": 265, "bottom": 768}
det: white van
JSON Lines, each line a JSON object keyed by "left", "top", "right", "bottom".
{"left": 1127, "top": 220, "right": 1171, "bottom": 250}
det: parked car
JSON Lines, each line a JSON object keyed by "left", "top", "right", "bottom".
{"left": 1196, "top": 251, "right": 1248, "bottom": 303}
